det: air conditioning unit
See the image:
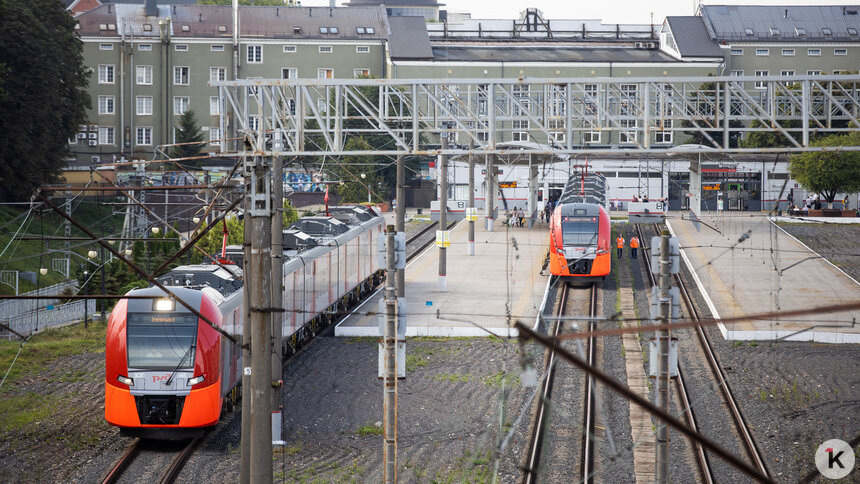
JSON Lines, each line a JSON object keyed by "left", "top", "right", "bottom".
{"left": 77, "top": 132, "right": 87, "bottom": 139}
{"left": 91, "top": 156, "right": 100, "bottom": 163}
{"left": 78, "top": 124, "right": 88, "bottom": 131}
{"left": 88, "top": 133, "right": 97, "bottom": 139}
{"left": 89, "top": 124, "right": 98, "bottom": 131}
{"left": 648, "top": 42, "right": 656, "bottom": 49}
{"left": 635, "top": 42, "right": 645, "bottom": 48}
{"left": 88, "top": 140, "right": 98, "bottom": 146}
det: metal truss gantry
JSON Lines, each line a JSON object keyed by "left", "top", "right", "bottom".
{"left": 214, "top": 75, "right": 860, "bottom": 157}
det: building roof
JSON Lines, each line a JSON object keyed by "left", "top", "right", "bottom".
{"left": 665, "top": 16, "right": 722, "bottom": 57}
{"left": 700, "top": 5, "right": 860, "bottom": 42}
{"left": 75, "top": 4, "right": 389, "bottom": 39}
{"left": 388, "top": 16, "right": 433, "bottom": 59}
{"left": 430, "top": 45, "right": 683, "bottom": 63}
{"left": 346, "top": 0, "right": 440, "bottom": 7}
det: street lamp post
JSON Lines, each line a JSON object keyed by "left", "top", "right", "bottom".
{"left": 82, "top": 270, "right": 89, "bottom": 329}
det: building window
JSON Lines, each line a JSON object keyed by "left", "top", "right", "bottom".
{"left": 730, "top": 48, "right": 743, "bottom": 55}
{"left": 283, "top": 45, "right": 296, "bottom": 53}
{"left": 246, "top": 45, "right": 262, "bottom": 63}
{"left": 744, "top": 27, "right": 754, "bottom": 36}
{"left": 136, "top": 127, "right": 152, "bottom": 146}
{"left": 511, "top": 120, "right": 529, "bottom": 142}
{"left": 755, "top": 70, "right": 769, "bottom": 89}
{"left": 173, "top": 96, "right": 190, "bottom": 115}
{"left": 248, "top": 115, "right": 260, "bottom": 131}
{"left": 98, "top": 96, "right": 115, "bottom": 115}
{"left": 211, "top": 45, "right": 224, "bottom": 52}
{"left": 822, "top": 27, "right": 833, "bottom": 36}
{"left": 319, "top": 46, "right": 332, "bottom": 53}
{"left": 655, "top": 121, "right": 672, "bottom": 144}
{"left": 356, "top": 46, "right": 370, "bottom": 53}
{"left": 795, "top": 27, "right": 806, "bottom": 36}
{"left": 782, "top": 48, "right": 795, "bottom": 56}
{"left": 619, "top": 120, "right": 637, "bottom": 144}
{"left": 99, "top": 43, "right": 113, "bottom": 50}
{"left": 769, "top": 27, "right": 780, "bottom": 36}
{"left": 286, "top": 99, "right": 296, "bottom": 116}
{"left": 317, "top": 68, "right": 334, "bottom": 79}
{"left": 98, "top": 65, "right": 115, "bottom": 84}
{"left": 548, "top": 120, "right": 565, "bottom": 144}
{"left": 136, "top": 96, "right": 153, "bottom": 115}
{"left": 354, "top": 68, "right": 370, "bottom": 78}
{"left": 849, "top": 28, "right": 858, "bottom": 36}
{"left": 138, "top": 44, "right": 152, "bottom": 51}
{"left": 136, "top": 65, "right": 152, "bottom": 85}
{"left": 584, "top": 130, "right": 600, "bottom": 144}
{"left": 98, "top": 126, "right": 115, "bottom": 145}
{"left": 175, "top": 44, "right": 188, "bottom": 52}
{"left": 730, "top": 70, "right": 743, "bottom": 77}
{"left": 210, "top": 67, "right": 226, "bottom": 82}
{"left": 210, "top": 96, "right": 220, "bottom": 116}
{"left": 755, "top": 48, "right": 769, "bottom": 56}
{"left": 808, "top": 48, "right": 821, "bottom": 56}
{"left": 281, "top": 68, "right": 297, "bottom": 79}
{"left": 780, "top": 71, "right": 795, "bottom": 86}
{"left": 317, "top": 98, "right": 328, "bottom": 114}
{"left": 807, "top": 70, "right": 821, "bottom": 76}
{"left": 209, "top": 128, "right": 221, "bottom": 145}
{"left": 174, "top": 66, "right": 189, "bottom": 85}
{"left": 835, "top": 48, "right": 847, "bottom": 56}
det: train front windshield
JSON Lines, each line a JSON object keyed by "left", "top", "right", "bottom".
{"left": 127, "top": 313, "right": 198, "bottom": 370}
{"left": 562, "top": 217, "right": 599, "bottom": 246}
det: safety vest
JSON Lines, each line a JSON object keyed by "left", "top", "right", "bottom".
{"left": 630, "top": 237, "right": 639, "bottom": 249}
{"left": 616, "top": 237, "right": 625, "bottom": 249}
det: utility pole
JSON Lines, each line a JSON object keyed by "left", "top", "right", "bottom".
{"left": 248, "top": 155, "right": 273, "bottom": 484}
{"left": 100, "top": 247, "right": 106, "bottom": 322}
{"left": 395, "top": 155, "right": 405, "bottom": 298}
{"left": 383, "top": 225, "right": 398, "bottom": 483}
{"left": 270, "top": 154, "right": 284, "bottom": 443}
{"left": 487, "top": 154, "right": 496, "bottom": 231}
{"left": 240, "top": 157, "right": 252, "bottom": 484}
{"left": 467, "top": 141, "right": 475, "bottom": 256}
{"left": 655, "top": 229, "right": 671, "bottom": 484}
{"left": 438, "top": 134, "right": 448, "bottom": 292}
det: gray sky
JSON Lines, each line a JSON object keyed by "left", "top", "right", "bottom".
{"left": 302, "top": 1, "right": 860, "bottom": 24}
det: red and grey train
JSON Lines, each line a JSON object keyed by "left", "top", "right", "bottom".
{"left": 548, "top": 172, "right": 612, "bottom": 279}
{"left": 105, "top": 205, "right": 384, "bottom": 437}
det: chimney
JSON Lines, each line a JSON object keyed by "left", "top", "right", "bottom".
{"left": 784, "top": 8, "right": 788, "bottom": 18}
{"left": 145, "top": 0, "right": 158, "bottom": 17}
{"left": 330, "top": 0, "right": 335, "bottom": 7}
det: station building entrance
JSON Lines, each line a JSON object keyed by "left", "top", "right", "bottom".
{"left": 668, "top": 165, "right": 762, "bottom": 212}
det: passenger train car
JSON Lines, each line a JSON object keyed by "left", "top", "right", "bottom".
{"left": 105, "top": 205, "right": 384, "bottom": 437}
{"left": 548, "top": 172, "right": 612, "bottom": 280}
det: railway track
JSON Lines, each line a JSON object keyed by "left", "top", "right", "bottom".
{"left": 524, "top": 281, "right": 598, "bottom": 483}
{"left": 101, "top": 436, "right": 203, "bottom": 484}
{"left": 635, "top": 223, "right": 769, "bottom": 483}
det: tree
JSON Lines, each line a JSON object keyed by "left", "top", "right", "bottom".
{"left": 0, "top": 0, "right": 90, "bottom": 200}
{"left": 789, "top": 133, "right": 860, "bottom": 206}
{"left": 171, "top": 110, "right": 205, "bottom": 160}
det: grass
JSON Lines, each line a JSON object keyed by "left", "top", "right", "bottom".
{"left": 355, "top": 423, "right": 384, "bottom": 436}
{"left": 0, "top": 321, "right": 106, "bottom": 387}
{"left": 434, "top": 372, "right": 470, "bottom": 383}
{"left": 427, "top": 449, "right": 495, "bottom": 483}
{"left": 482, "top": 370, "right": 519, "bottom": 389}
{"left": 0, "top": 392, "right": 58, "bottom": 431}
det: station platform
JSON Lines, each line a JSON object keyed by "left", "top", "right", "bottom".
{"left": 666, "top": 212, "right": 860, "bottom": 343}
{"left": 335, "top": 221, "right": 551, "bottom": 337}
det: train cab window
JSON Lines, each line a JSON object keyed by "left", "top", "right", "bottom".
{"left": 127, "top": 313, "right": 198, "bottom": 370}
{"left": 561, "top": 217, "right": 599, "bottom": 245}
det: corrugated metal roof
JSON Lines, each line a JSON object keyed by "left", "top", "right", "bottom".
{"left": 388, "top": 16, "right": 433, "bottom": 59}
{"left": 701, "top": 5, "right": 860, "bottom": 42}
{"left": 76, "top": 4, "right": 389, "bottom": 39}
{"left": 430, "top": 45, "right": 683, "bottom": 63}
{"left": 666, "top": 16, "right": 722, "bottom": 58}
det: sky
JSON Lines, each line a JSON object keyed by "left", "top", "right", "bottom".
{"left": 300, "top": 0, "right": 860, "bottom": 24}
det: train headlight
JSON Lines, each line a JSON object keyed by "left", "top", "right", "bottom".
{"left": 154, "top": 298, "right": 175, "bottom": 312}
{"left": 117, "top": 375, "right": 134, "bottom": 386}
{"left": 187, "top": 375, "right": 205, "bottom": 386}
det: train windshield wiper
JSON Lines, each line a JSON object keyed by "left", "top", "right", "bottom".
{"left": 165, "top": 344, "right": 196, "bottom": 386}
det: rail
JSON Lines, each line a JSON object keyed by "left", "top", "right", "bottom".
{"left": 101, "top": 436, "right": 203, "bottom": 484}
{"left": 581, "top": 284, "right": 598, "bottom": 483}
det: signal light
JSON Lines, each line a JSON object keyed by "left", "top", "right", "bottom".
{"left": 154, "top": 298, "right": 175, "bottom": 312}
{"left": 187, "top": 375, "right": 205, "bottom": 386}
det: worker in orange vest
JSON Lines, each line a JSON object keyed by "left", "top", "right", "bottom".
{"left": 630, "top": 236, "right": 640, "bottom": 259}
{"left": 616, "top": 235, "right": 625, "bottom": 259}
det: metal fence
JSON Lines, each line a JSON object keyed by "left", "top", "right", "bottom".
{"left": 1, "top": 299, "right": 97, "bottom": 338}
{"left": 0, "top": 281, "right": 78, "bottom": 323}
